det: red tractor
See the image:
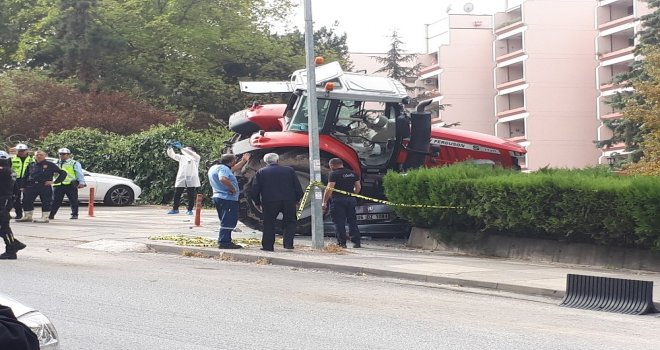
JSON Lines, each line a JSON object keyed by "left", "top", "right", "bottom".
{"left": 227, "top": 62, "right": 526, "bottom": 236}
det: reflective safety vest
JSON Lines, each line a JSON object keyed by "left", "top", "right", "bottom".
{"left": 54, "top": 159, "right": 78, "bottom": 186}
{"left": 11, "top": 155, "right": 35, "bottom": 179}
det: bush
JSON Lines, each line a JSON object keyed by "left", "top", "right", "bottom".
{"left": 384, "top": 163, "right": 660, "bottom": 249}
{"left": 0, "top": 70, "right": 175, "bottom": 140}
{"left": 39, "top": 123, "right": 233, "bottom": 206}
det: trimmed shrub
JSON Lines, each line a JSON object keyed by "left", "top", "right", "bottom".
{"left": 39, "top": 123, "right": 233, "bottom": 206}
{"left": 384, "top": 163, "right": 660, "bottom": 249}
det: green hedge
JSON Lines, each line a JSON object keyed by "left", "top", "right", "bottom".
{"left": 384, "top": 164, "right": 660, "bottom": 250}
{"left": 39, "top": 123, "right": 233, "bottom": 206}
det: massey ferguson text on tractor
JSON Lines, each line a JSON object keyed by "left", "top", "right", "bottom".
{"left": 226, "top": 62, "right": 526, "bottom": 236}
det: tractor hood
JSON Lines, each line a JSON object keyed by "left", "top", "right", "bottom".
{"left": 431, "top": 127, "right": 527, "bottom": 154}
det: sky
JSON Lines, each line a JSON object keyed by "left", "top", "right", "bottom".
{"left": 289, "top": 0, "right": 507, "bottom": 53}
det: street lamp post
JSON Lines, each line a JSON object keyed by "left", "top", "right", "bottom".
{"left": 606, "top": 155, "right": 616, "bottom": 170}
{"left": 303, "top": 0, "right": 325, "bottom": 249}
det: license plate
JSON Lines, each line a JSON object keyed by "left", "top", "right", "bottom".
{"left": 357, "top": 213, "right": 389, "bottom": 221}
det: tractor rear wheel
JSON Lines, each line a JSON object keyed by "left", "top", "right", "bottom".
{"left": 237, "top": 150, "right": 330, "bottom": 235}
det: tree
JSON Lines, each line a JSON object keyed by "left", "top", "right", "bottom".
{"left": 0, "top": 70, "right": 175, "bottom": 139}
{"left": 623, "top": 47, "right": 660, "bottom": 175}
{"left": 371, "top": 31, "right": 421, "bottom": 90}
{"left": 276, "top": 22, "right": 353, "bottom": 71}
{"left": 3, "top": 0, "right": 299, "bottom": 122}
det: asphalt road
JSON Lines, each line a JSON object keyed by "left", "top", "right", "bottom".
{"left": 3, "top": 236, "right": 659, "bottom": 350}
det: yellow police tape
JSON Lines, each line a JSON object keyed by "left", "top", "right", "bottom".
{"left": 296, "top": 181, "right": 460, "bottom": 219}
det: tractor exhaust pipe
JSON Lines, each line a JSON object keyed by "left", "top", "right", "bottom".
{"left": 416, "top": 99, "right": 433, "bottom": 113}
{"left": 404, "top": 100, "right": 433, "bottom": 170}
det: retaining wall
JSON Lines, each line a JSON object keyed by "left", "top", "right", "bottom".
{"left": 408, "top": 227, "right": 660, "bottom": 272}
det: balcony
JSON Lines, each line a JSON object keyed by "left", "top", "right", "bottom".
{"left": 602, "top": 142, "right": 627, "bottom": 151}
{"left": 599, "top": 46, "right": 635, "bottom": 61}
{"left": 495, "top": 32, "right": 524, "bottom": 64}
{"left": 600, "top": 112, "right": 624, "bottom": 120}
{"left": 598, "top": 14, "right": 635, "bottom": 31}
{"left": 599, "top": 80, "right": 628, "bottom": 92}
{"left": 497, "top": 119, "right": 526, "bottom": 142}
{"left": 507, "top": 135, "right": 527, "bottom": 142}
{"left": 416, "top": 89, "right": 442, "bottom": 100}
{"left": 494, "top": 6, "right": 523, "bottom": 36}
{"left": 418, "top": 63, "right": 441, "bottom": 80}
{"left": 497, "top": 107, "right": 527, "bottom": 119}
{"left": 497, "top": 78, "right": 526, "bottom": 91}
{"left": 496, "top": 49, "right": 526, "bottom": 64}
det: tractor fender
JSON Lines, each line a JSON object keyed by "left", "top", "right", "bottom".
{"left": 247, "top": 131, "right": 362, "bottom": 176}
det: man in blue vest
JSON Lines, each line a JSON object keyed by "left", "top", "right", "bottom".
{"left": 10, "top": 144, "right": 35, "bottom": 220}
{"left": 49, "top": 148, "right": 86, "bottom": 220}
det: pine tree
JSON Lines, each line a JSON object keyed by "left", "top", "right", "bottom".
{"left": 371, "top": 31, "right": 421, "bottom": 91}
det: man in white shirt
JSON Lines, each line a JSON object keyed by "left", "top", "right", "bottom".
{"left": 166, "top": 144, "right": 201, "bottom": 215}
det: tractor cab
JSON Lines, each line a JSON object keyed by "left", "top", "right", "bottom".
{"left": 285, "top": 93, "right": 405, "bottom": 170}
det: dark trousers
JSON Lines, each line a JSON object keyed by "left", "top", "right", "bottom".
{"left": 213, "top": 198, "right": 239, "bottom": 245}
{"left": 51, "top": 184, "right": 79, "bottom": 217}
{"left": 262, "top": 200, "right": 296, "bottom": 250}
{"left": 330, "top": 197, "right": 361, "bottom": 245}
{"left": 0, "top": 196, "right": 12, "bottom": 238}
{"left": 173, "top": 187, "right": 197, "bottom": 211}
{"left": 22, "top": 184, "right": 53, "bottom": 212}
{"left": 12, "top": 182, "right": 23, "bottom": 216}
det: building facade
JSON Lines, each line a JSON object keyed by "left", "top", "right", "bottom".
{"left": 417, "top": 0, "right": 650, "bottom": 170}
{"left": 595, "top": 0, "right": 652, "bottom": 163}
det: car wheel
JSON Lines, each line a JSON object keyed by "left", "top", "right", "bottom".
{"left": 104, "top": 185, "right": 135, "bottom": 206}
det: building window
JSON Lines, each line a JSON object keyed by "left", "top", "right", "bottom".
{"left": 627, "top": 6, "right": 634, "bottom": 15}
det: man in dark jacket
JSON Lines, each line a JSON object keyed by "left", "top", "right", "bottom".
{"left": 0, "top": 151, "right": 27, "bottom": 260}
{"left": 250, "top": 153, "right": 304, "bottom": 251}
{"left": 0, "top": 304, "right": 39, "bottom": 350}
{"left": 322, "top": 158, "right": 362, "bottom": 248}
{"left": 15, "top": 151, "right": 67, "bottom": 223}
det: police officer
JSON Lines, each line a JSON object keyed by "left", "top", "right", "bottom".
{"left": 50, "top": 148, "right": 86, "bottom": 220}
{"left": 0, "top": 151, "right": 27, "bottom": 260}
{"left": 10, "top": 144, "right": 35, "bottom": 220}
{"left": 322, "top": 158, "right": 362, "bottom": 248}
{"left": 15, "top": 151, "right": 67, "bottom": 223}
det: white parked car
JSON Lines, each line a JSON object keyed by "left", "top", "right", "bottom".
{"left": 46, "top": 158, "right": 142, "bottom": 206}
{"left": 0, "top": 292, "right": 60, "bottom": 349}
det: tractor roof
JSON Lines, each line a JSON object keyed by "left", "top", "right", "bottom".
{"left": 240, "top": 62, "right": 410, "bottom": 104}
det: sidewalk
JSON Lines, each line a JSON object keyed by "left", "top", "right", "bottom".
{"left": 15, "top": 206, "right": 660, "bottom": 305}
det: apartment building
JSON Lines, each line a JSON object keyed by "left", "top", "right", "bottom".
{"left": 417, "top": 0, "right": 651, "bottom": 170}
{"left": 493, "top": 0, "right": 602, "bottom": 170}
{"left": 418, "top": 1, "right": 506, "bottom": 132}
{"left": 595, "top": 0, "right": 652, "bottom": 163}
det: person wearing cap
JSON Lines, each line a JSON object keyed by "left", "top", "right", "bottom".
{"left": 10, "top": 144, "right": 35, "bottom": 220}
{"left": 15, "top": 151, "right": 67, "bottom": 223}
{"left": 49, "top": 148, "right": 86, "bottom": 220}
{"left": 0, "top": 151, "right": 27, "bottom": 259}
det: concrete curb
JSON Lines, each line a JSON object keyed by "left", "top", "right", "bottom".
{"left": 146, "top": 242, "right": 566, "bottom": 300}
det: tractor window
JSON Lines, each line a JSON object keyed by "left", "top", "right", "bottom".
{"left": 334, "top": 101, "right": 399, "bottom": 166}
{"left": 287, "top": 96, "right": 333, "bottom": 132}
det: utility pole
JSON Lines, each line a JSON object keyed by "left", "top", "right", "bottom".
{"left": 303, "top": 0, "right": 325, "bottom": 249}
